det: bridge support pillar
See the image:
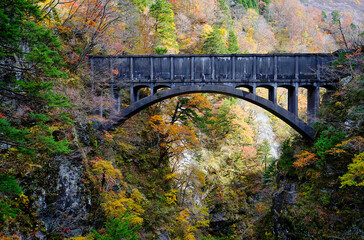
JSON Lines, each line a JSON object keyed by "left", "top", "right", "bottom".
{"left": 307, "top": 86, "right": 320, "bottom": 125}
{"left": 117, "top": 90, "right": 121, "bottom": 112}
{"left": 100, "top": 90, "right": 103, "bottom": 118}
{"left": 288, "top": 83, "right": 298, "bottom": 116}
{"left": 110, "top": 84, "right": 120, "bottom": 112}
{"left": 269, "top": 84, "right": 277, "bottom": 104}
{"left": 251, "top": 83, "right": 256, "bottom": 95}
{"left": 130, "top": 86, "right": 138, "bottom": 104}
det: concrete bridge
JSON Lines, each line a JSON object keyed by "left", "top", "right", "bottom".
{"left": 89, "top": 53, "right": 337, "bottom": 140}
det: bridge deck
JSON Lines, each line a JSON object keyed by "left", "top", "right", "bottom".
{"left": 89, "top": 53, "right": 334, "bottom": 85}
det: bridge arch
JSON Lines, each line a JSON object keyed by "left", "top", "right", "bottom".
{"left": 104, "top": 85, "right": 315, "bottom": 140}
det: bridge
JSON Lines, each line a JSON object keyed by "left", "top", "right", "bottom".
{"left": 89, "top": 53, "right": 337, "bottom": 140}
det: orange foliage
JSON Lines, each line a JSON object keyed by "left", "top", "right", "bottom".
{"left": 326, "top": 136, "right": 364, "bottom": 157}
{"left": 293, "top": 151, "right": 319, "bottom": 168}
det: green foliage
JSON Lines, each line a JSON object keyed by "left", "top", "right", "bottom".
{"left": 155, "top": 46, "right": 168, "bottom": 55}
{"left": 202, "top": 26, "right": 229, "bottom": 54}
{"left": 150, "top": 0, "right": 179, "bottom": 53}
{"left": 211, "top": 98, "right": 236, "bottom": 138}
{"left": 0, "top": 0, "right": 40, "bottom": 58}
{"left": 92, "top": 216, "right": 140, "bottom": 240}
{"left": 217, "top": 0, "right": 233, "bottom": 25}
{"left": 0, "top": 118, "right": 29, "bottom": 146}
{"left": 227, "top": 30, "right": 240, "bottom": 53}
{"left": 0, "top": 174, "right": 23, "bottom": 195}
{"left": 0, "top": 200, "right": 18, "bottom": 223}
{"left": 0, "top": 174, "right": 22, "bottom": 225}
{"left": 321, "top": 10, "right": 327, "bottom": 19}
{"left": 130, "top": 0, "right": 152, "bottom": 11}
{"left": 331, "top": 10, "right": 341, "bottom": 24}
{"left": 262, "top": 158, "right": 277, "bottom": 187}
{"left": 0, "top": 0, "right": 72, "bottom": 155}
{"left": 314, "top": 126, "right": 346, "bottom": 159}
{"left": 235, "top": 0, "right": 258, "bottom": 10}
{"left": 277, "top": 139, "right": 295, "bottom": 170}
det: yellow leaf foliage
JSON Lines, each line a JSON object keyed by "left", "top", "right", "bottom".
{"left": 165, "top": 189, "right": 178, "bottom": 205}
{"left": 67, "top": 236, "right": 93, "bottom": 240}
{"left": 340, "top": 152, "right": 364, "bottom": 187}
{"left": 174, "top": 209, "right": 196, "bottom": 240}
{"left": 101, "top": 189, "right": 145, "bottom": 225}
{"left": 91, "top": 157, "right": 123, "bottom": 190}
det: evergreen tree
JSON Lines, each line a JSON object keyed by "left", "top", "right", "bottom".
{"left": 0, "top": 0, "right": 73, "bottom": 232}
{"left": 0, "top": 0, "right": 72, "bottom": 155}
{"left": 150, "top": 0, "right": 179, "bottom": 54}
{"left": 201, "top": 26, "right": 229, "bottom": 54}
{"left": 235, "top": 0, "right": 259, "bottom": 10}
{"left": 227, "top": 30, "right": 240, "bottom": 53}
{"left": 257, "top": 139, "right": 271, "bottom": 170}
{"left": 217, "top": 0, "right": 233, "bottom": 26}
{"left": 92, "top": 216, "right": 140, "bottom": 240}
{"left": 251, "top": 0, "right": 258, "bottom": 9}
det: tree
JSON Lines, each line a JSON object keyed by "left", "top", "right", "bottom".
{"left": 331, "top": 10, "right": 349, "bottom": 49}
{"left": 236, "top": 0, "right": 258, "bottom": 10}
{"left": 150, "top": 0, "right": 179, "bottom": 54}
{"left": 227, "top": 30, "right": 240, "bottom": 53}
{"left": 52, "top": 0, "right": 126, "bottom": 71}
{"left": 257, "top": 139, "right": 271, "bottom": 170}
{"left": 201, "top": 26, "right": 228, "bottom": 54}
{"left": 0, "top": 0, "right": 72, "bottom": 156}
{"left": 0, "top": 0, "right": 72, "bottom": 235}
{"left": 92, "top": 215, "right": 140, "bottom": 240}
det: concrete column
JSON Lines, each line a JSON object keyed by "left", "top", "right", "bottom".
{"left": 251, "top": 83, "right": 256, "bottom": 95}
{"left": 269, "top": 84, "right": 277, "bottom": 104}
{"left": 170, "top": 56, "right": 174, "bottom": 80}
{"left": 211, "top": 56, "right": 215, "bottom": 80}
{"left": 117, "top": 90, "right": 121, "bottom": 112}
{"left": 274, "top": 56, "right": 277, "bottom": 80}
{"left": 253, "top": 56, "right": 257, "bottom": 80}
{"left": 100, "top": 90, "right": 103, "bottom": 118}
{"left": 150, "top": 57, "right": 154, "bottom": 80}
{"left": 191, "top": 57, "right": 195, "bottom": 81}
{"left": 288, "top": 83, "right": 298, "bottom": 116}
{"left": 150, "top": 86, "right": 155, "bottom": 96}
{"left": 130, "top": 57, "right": 134, "bottom": 80}
{"left": 130, "top": 86, "right": 137, "bottom": 104}
{"left": 295, "top": 56, "right": 299, "bottom": 80}
{"left": 232, "top": 56, "right": 236, "bottom": 80}
{"left": 307, "top": 86, "right": 320, "bottom": 125}
{"left": 110, "top": 84, "right": 117, "bottom": 111}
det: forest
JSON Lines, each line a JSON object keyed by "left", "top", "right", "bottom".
{"left": 0, "top": 0, "right": 363, "bottom": 239}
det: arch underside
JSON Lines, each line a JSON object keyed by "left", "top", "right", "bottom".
{"left": 104, "top": 85, "right": 315, "bottom": 140}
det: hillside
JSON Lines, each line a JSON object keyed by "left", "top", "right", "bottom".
{"left": 0, "top": 0, "right": 363, "bottom": 239}
{"left": 302, "top": 0, "right": 363, "bottom": 23}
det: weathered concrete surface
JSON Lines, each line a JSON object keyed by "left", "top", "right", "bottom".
{"left": 89, "top": 53, "right": 340, "bottom": 140}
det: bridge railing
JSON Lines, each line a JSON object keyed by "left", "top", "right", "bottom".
{"left": 89, "top": 53, "right": 334, "bottom": 84}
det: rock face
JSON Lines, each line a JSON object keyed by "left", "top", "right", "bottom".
{"left": 255, "top": 109, "right": 280, "bottom": 159}
{"left": 35, "top": 153, "right": 91, "bottom": 238}
{"left": 272, "top": 175, "right": 297, "bottom": 240}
